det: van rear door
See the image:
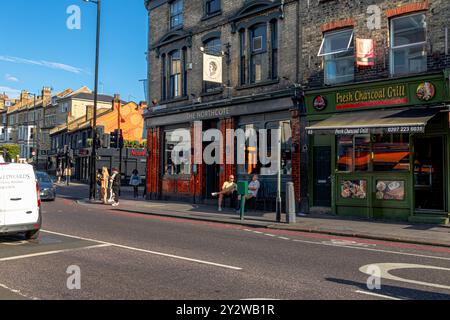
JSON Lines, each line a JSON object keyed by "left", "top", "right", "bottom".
{"left": 0, "top": 164, "right": 40, "bottom": 226}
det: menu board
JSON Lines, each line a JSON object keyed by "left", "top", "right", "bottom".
{"left": 376, "top": 180, "right": 405, "bottom": 201}
{"left": 341, "top": 180, "right": 367, "bottom": 199}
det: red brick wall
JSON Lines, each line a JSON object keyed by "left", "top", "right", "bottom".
{"left": 146, "top": 127, "right": 161, "bottom": 198}
{"left": 385, "top": 1, "right": 429, "bottom": 18}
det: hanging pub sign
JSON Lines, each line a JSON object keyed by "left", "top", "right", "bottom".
{"left": 356, "top": 38, "right": 375, "bottom": 67}
{"left": 203, "top": 53, "right": 223, "bottom": 84}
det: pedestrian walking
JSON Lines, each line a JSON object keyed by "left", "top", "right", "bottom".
{"left": 56, "top": 165, "right": 62, "bottom": 184}
{"left": 64, "top": 166, "right": 72, "bottom": 186}
{"left": 110, "top": 168, "right": 121, "bottom": 207}
{"left": 96, "top": 169, "right": 103, "bottom": 201}
{"left": 129, "top": 169, "right": 142, "bottom": 199}
{"left": 101, "top": 167, "right": 110, "bottom": 204}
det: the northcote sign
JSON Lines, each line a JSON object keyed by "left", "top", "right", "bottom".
{"left": 336, "top": 85, "right": 407, "bottom": 110}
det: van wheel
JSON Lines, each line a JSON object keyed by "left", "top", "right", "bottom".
{"left": 25, "top": 230, "right": 40, "bottom": 240}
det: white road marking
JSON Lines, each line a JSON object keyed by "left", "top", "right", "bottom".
{"left": 360, "top": 263, "right": 450, "bottom": 290}
{"left": 264, "top": 234, "right": 276, "bottom": 237}
{"left": 243, "top": 229, "right": 450, "bottom": 261}
{"left": 279, "top": 237, "right": 290, "bottom": 240}
{"left": 288, "top": 238, "right": 450, "bottom": 261}
{"left": 0, "top": 244, "right": 111, "bottom": 262}
{"left": 355, "top": 290, "right": 402, "bottom": 300}
{"left": 41, "top": 230, "right": 243, "bottom": 271}
{"left": 323, "top": 239, "right": 376, "bottom": 248}
{"left": 0, "top": 283, "right": 39, "bottom": 300}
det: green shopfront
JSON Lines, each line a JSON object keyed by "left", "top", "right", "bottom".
{"left": 305, "top": 71, "right": 450, "bottom": 224}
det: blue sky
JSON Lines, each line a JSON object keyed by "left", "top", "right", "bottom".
{"left": 0, "top": 0, "right": 148, "bottom": 102}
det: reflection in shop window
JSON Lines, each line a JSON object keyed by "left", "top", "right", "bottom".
{"left": 265, "top": 121, "right": 292, "bottom": 175}
{"left": 373, "top": 134, "right": 410, "bottom": 171}
{"left": 237, "top": 121, "right": 292, "bottom": 176}
{"left": 337, "top": 133, "right": 410, "bottom": 172}
{"left": 354, "top": 135, "right": 370, "bottom": 172}
{"left": 164, "top": 130, "right": 191, "bottom": 176}
{"left": 337, "top": 135, "right": 353, "bottom": 172}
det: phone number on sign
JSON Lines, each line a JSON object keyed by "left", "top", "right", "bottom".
{"left": 386, "top": 126, "right": 424, "bottom": 133}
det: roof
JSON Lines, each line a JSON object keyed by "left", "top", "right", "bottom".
{"left": 60, "top": 92, "right": 123, "bottom": 104}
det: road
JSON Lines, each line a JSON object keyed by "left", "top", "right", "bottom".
{"left": 0, "top": 183, "right": 449, "bottom": 300}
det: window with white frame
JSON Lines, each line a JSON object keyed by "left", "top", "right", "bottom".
{"left": 318, "top": 29, "right": 355, "bottom": 85}
{"left": 390, "top": 13, "right": 427, "bottom": 76}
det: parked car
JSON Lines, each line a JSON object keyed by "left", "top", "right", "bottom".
{"left": 36, "top": 171, "right": 56, "bottom": 201}
{"left": 0, "top": 162, "right": 42, "bottom": 240}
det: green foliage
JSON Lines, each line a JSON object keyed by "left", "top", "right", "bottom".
{"left": 1, "top": 144, "right": 20, "bottom": 162}
{"left": 124, "top": 140, "right": 146, "bottom": 149}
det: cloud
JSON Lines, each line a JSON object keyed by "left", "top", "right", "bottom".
{"left": 0, "top": 86, "right": 21, "bottom": 98}
{"left": 0, "top": 55, "right": 85, "bottom": 74}
{"left": 5, "top": 74, "right": 19, "bottom": 82}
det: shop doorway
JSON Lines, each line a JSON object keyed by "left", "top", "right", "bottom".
{"left": 414, "top": 136, "right": 446, "bottom": 211}
{"left": 313, "top": 146, "right": 332, "bottom": 207}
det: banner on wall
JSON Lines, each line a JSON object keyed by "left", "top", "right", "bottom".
{"left": 203, "top": 53, "right": 223, "bottom": 84}
{"left": 356, "top": 38, "right": 375, "bottom": 66}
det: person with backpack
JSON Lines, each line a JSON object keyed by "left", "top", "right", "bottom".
{"left": 129, "top": 169, "right": 142, "bottom": 199}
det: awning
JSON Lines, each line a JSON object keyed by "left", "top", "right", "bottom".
{"left": 307, "top": 107, "right": 442, "bottom": 135}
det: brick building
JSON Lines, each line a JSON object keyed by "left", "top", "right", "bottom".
{"left": 301, "top": 0, "right": 450, "bottom": 223}
{"left": 144, "top": 0, "right": 302, "bottom": 209}
{"left": 49, "top": 95, "right": 147, "bottom": 182}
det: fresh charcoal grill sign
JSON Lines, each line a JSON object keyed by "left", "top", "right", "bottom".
{"left": 335, "top": 85, "right": 408, "bottom": 110}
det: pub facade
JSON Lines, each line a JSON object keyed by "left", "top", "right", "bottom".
{"left": 144, "top": 0, "right": 302, "bottom": 209}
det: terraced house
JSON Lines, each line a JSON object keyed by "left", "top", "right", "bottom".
{"left": 144, "top": 0, "right": 302, "bottom": 210}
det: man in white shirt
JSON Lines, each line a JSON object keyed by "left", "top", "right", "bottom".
{"left": 236, "top": 175, "right": 260, "bottom": 212}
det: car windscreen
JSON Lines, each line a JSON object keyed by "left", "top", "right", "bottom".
{"left": 37, "top": 173, "right": 52, "bottom": 184}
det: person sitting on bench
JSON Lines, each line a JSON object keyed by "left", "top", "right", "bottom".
{"left": 236, "top": 174, "right": 260, "bottom": 212}
{"left": 212, "top": 175, "right": 238, "bottom": 212}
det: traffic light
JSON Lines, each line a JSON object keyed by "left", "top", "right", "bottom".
{"left": 118, "top": 129, "right": 124, "bottom": 149}
{"left": 110, "top": 130, "right": 119, "bottom": 149}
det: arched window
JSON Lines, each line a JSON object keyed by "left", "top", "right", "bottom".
{"left": 169, "top": 50, "right": 182, "bottom": 98}
{"left": 240, "top": 20, "right": 279, "bottom": 85}
{"left": 250, "top": 24, "right": 268, "bottom": 83}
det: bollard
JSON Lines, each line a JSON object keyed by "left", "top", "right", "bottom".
{"left": 286, "top": 182, "right": 296, "bottom": 224}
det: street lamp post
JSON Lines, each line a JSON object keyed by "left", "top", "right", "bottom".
{"left": 28, "top": 93, "right": 37, "bottom": 167}
{"left": 84, "top": 0, "right": 101, "bottom": 200}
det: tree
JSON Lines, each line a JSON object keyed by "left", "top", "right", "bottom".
{"left": 2, "top": 144, "right": 20, "bottom": 162}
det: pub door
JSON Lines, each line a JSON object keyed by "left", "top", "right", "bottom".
{"left": 414, "top": 136, "right": 446, "bottom": 212}
{"left": 313, "top": 146, "right": 332, "bottom": 207}
{"left": 203, "top": 120, "right": 220, "bottom": 200}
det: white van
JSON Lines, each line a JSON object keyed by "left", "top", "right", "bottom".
{"left": 0, "top": 162, "right": 42, "bottom": 239}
